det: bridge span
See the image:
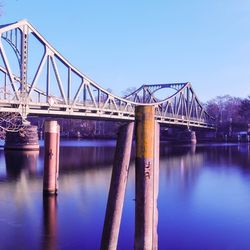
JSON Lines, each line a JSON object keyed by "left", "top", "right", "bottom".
{"left": 0, "top": 20, "right": 214, "bottom": 129}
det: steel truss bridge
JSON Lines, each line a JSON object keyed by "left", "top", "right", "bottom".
{"left": 0, "top": 20, "right": 214, "bottom": 129}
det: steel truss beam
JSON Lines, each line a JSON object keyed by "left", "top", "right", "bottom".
{"left": 0, "top": 20, "right": 214, "bottom": 129}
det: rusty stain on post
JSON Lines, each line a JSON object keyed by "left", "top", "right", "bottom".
{"left": 101, "top": 122, "right": 134, "bottom": 250}
{"left": 43, "top": 120, "right": 60, "bottom": 195}
{"left": 135, "top": 105, "right": 159, "bottom": 250}
{"left": 136, "top": 106, "right": 155, "bottom": 158}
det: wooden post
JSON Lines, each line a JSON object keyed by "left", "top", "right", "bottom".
{"left": 135, "top": 105, "right": 159, "bottom": 250}
{"left": 43, "top": 121, "right": 60, "bottom": 195}
{"left": 153, "top": 122, "right": 159, "bottom": 250}
{"left": 101, "top": 122, "right": 134, "bottom": 250}
{"left": 56, "top": 124, "right": 60, "bottom": 191}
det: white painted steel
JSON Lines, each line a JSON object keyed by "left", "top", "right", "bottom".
{"left": 0, "top": 20, "right": 215, "bottom": 129}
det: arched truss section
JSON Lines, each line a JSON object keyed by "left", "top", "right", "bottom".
{"left": 0, "top": 20, "right": 214, "bottom": 129}
{"left": 124, "top": 82, "right": 215, "bottom": 127}
{"left": 124, "top": 82, "right": 186, "bottom": 103}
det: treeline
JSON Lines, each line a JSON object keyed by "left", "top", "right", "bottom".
{"left": 29, "top": 117, "right": 123, "bottom": 139}
{"left": 205, "top": 95, "right": 250, "bottom": 133}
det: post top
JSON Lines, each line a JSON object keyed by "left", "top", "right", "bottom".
{"left": 44, "top": 120, "right": 59, "bottom": 133}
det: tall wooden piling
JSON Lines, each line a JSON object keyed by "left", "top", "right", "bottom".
{"left": 43, "top": 121, "right": 60, "bottom": 195}
{"left": 135, "top": 105, "right": 159, "bottom": 250}
{"left": 153, "top": 122, "right": 159, "bottom": 250}
{"left": 101, "top": 122, "right": 134, "bottom": 250}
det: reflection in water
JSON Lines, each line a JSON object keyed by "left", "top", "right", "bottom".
{"left": 201, "top": 144, "right": 250, "bottom": 170}
{"left": 190, "top": 143, "right": 196, "bottom": 154}
{"left": 4, "top": 150, "right": 39, "bottom": 180}
{"left": 1, "top": 142, "right": 250, "bottom": 249}
{"left": 59, "top": 146, "right": 115, "bottom": 170}
{"left": 43, "top": 195, "right": 57, "bottom": 250}
{"left": 1, "top": 145, "right": 116, "bottom": 181}
{"left": 160, "top": 144, "right": 203, "bottom": 191}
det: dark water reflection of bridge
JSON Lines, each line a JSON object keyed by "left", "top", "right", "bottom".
{"left": 1, "top": 141, "right": 250, "bottom": 249}
{"left": 1, "top": 142, "right": 250, "bottom": 181}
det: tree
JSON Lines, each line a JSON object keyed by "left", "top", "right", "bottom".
{"left": 0, "top": 112, "right": 23, "bottom": 139}
{"left": 121, "top": 87, "right": 137, "bottom": 98}
{"left": 205, "top": 95, "right": 242, "bottom": 124}
{"left": 239, "top": 96, "right": 250, "bottom": 124}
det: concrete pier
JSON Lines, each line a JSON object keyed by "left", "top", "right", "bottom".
{"left": 190, "top": 131, "right": 197, "bottom": 144}
{"left": 43, "top": 121, "right": 60, "bottom": 195}
{"left": 101, "top": 122, "right": 134, "bottom": 250}
{"left": 175, "top": 129, "right": 197, "bottom": 144}
{"left": 134, "top": 105, "right": 159, "bottom": 250}
{"left": 4, "top": 125, "right": 39, "bottom": 150}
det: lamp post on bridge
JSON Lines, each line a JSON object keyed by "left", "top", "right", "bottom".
{"left": 229, "top": 117, "right": 232, "bottom": 137}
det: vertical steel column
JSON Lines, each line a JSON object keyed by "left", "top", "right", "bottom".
{"left": 46, "top": 56, "right": 50, "bottom": 103}
{"left": 43, "top": 121, "right": 60, "bottom": 195}
{"left": 101, "top": 122, "right": 134, "bottom": 250}
{"left": 83, "top": 84, "right": 86, "bottom": 106}
{"left": 4, "top": 74, "right": 6, "bottom": 100}
{"left": 135, "top": 105, "right": 159, "bottom": 250}
{"left": 20, "top": 25, "right": 29, "bottom": 118}
{"left": 67, "top": 67, "right": 71, "bottom": 105}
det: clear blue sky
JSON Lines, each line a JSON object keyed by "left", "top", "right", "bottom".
{"left": 1, "top": 0, "right": 250, "bottom": 101}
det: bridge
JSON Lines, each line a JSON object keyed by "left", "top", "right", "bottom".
{"left": 0, "top": 20, "right": 214, "bottom": 129}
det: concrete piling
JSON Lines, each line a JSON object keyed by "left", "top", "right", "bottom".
{"left": 190, "top": 131, "right": 197, "bottom": 144}
{"left": 101, "top": 122, "right": 134, "bottom": 250}
{"left": 134, "top": 105, "right": 159, "bottom": 250}
{"left": 43, "top": 121, "right": 60, "bottom": 195}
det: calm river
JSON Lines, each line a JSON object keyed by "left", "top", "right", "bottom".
{"left": 0, "top": 140, "right": 250, "bottom": 249}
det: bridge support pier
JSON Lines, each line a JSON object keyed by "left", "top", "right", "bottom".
{"left": 190, "top": 130, "right": 197, "bottom": 144}
{"left": 175, "top": 129, "right": 197, "bottom": 144}
{"left": 43, "top": 121, "right": 60, "bottom": 195}
{"left": 101, "top": 122, "right": 134, "bottom": 250}
{"left": 135, "top": 105, "right": 159, "bottom": 250}
{"left": 4, "top": 125, "right": 39, "bottom": 150}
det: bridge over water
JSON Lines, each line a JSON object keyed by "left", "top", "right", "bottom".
{"left": 0, "top": 20, "right": 214, "bottom": 129}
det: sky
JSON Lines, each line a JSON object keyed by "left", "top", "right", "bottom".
{"left": 0, "top": 0, "right": 250, "bottom": 102}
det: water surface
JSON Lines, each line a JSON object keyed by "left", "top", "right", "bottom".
{"left": 0, "top": 140, "right": 250, "bottom": 249}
